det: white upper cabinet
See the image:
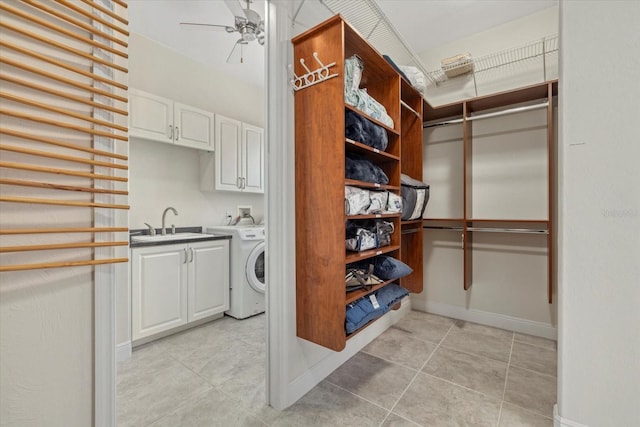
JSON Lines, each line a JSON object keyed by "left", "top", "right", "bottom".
{"left": 241, "top": 123, "right": 265, "bottom": 193}
{"left": 129, "top": 89, "right": 174, "bottom": 144}
{"left": 129, "top": 88, "right": 214, "bottom": 151}
{"left": 173, "top": 102, "right": 215, "bottom": 150}
{"left": 214, "top": 114, "right": 264, "bottom": 193}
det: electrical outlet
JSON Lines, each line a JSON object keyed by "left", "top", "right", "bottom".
{"left": 225, "top": 211, "right": 234, "bottom": 224}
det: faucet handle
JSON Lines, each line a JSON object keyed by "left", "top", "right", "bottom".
{"left": 171, "top": 224, "right": 176, "bottom": 235}
{"left": 144, "top": 222, "right": 156, "bottom": 236}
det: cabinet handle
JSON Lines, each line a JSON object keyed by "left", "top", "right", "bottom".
{"left": 175, "top": 127, "right": 180, "bottom": 141}
{"left": 168, "top": 124, "right": 174, "bottom": 140}
{"left": 189, "top": 247, "right": 194, "bottom": 263}
{"left": 243, "top": 177, "right": 246, "bottom": 189}
{"left": 237, "top": 177, "right": 242, "bottom": 189}
{"left": 183, "top": 248, "right": 188, "bottom": 264}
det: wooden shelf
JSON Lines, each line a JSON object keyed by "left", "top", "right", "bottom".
{"left": 347, "top": 213, "right": 401, "bottom": 220}
{"left": 401, "top": 219, "right": 423, "bottom": 225}
{"left": 346, "top": 245, "right": 400, "bottom": 264}
{"left": 424, "top": 218, "right": 465, "bottom": 222}
{"left": 345, "top": 105, "right": 399, "bottom": 136}
{"left": 346, "top": 138, "right": 400, "bottom": 161}
{"left": 345, "top": 279, "right": 395, "bottom": 305}
{"left": 345, "top": 179, "right": 400, "bottom": 191}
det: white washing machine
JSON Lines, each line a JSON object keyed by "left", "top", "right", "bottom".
{"left": 206, "top": 225, "right": 265, "bottom": 319}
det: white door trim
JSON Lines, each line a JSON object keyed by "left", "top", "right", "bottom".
{"left": 265, "top": 0, "right": 291, "bottom": 410}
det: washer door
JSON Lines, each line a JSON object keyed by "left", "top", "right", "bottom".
{"left": 245, "top": 241, "right": 265, "bottom": 293}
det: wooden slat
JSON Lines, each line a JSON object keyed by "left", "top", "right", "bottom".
{"left": 0, "top": 128, "right": 128, "bottom": 161}
{"left": 0, "top": 257, "right": 129, "bottom": 272}
{"left": 81, "top": 0, "right": 128, "bottom": 25}
{"left": 111, "top": 0, "right": 128, "bottom": 9}
{"left": 21, "top": 0, "right": 128, "bottom": 48}
{"left": 0, "top": 56, "right": 127, "bottom": 103}
{"left": 55, "top": 0, "right": 129, "bottom": 37}
{"left": 0, "top": 108, "right": 128, "bottom": 141}
{"left": 0, "top": 93, "right": 128, "bottom": 133}
{"left": 0, "top": 227, "right": 128, "bottom": 234}
{"left": 0, "top": 196, "right": 130, "bottom": 210}
{"left": 0, "top": 74, "right": 128, "bottom": 116}
{"left": 0, "top": 40, "right": 128, "bottom": 91}
{"left": 0, "top": 144, "right": 127, "bottom": 170}
{"left": 0, "top": 178, "right": 129, "bottom": 196}
{"left": 1, "top": 241, "right": 128, "bottom": 253}
{"left": 0, "top": 21, "right": 128, "bottom": 73}
{"left": 0, "top": 2, "right": 128, "bottom": 59}
{"left": 0, "top": 161, "right": 128, "bottom": 182}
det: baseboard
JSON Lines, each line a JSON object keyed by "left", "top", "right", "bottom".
{"left": 413, "top": 299, "right": 557, "bottom": 340}
{"left": 554, "top": 404, "right": 588, "bottom": 427}
{"left": 284, "top": 297, "right": 411, "bottom": 408}
{"left": 116, "top": 341, "right": 132, "bottom": 362}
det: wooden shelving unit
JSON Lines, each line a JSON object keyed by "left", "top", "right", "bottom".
{"left": 423, "top": 80, "right": 557, "bottom": 302}
{"left": 293, "top": 15, "right": 423, "bottom": 351}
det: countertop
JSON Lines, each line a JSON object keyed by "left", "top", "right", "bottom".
{"left": 129, "top": 226, "right": 231, "bottom": 248}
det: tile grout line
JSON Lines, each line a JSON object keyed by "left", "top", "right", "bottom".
{"left": 497, "top": 332, "right": 516, "bottom": 427}
{"left": 377, "top": 322, "right": 457, "bottom": 427}
{"left": 324, "top": 379, "right": 398, "bottom": 414}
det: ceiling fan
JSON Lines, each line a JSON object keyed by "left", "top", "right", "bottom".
{"left": 180, "top": 0, "right": 264, "bottom": 64}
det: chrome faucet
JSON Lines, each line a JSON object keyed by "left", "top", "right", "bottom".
{"left": 161, "top": 207, "right": 178, "bottom": 235}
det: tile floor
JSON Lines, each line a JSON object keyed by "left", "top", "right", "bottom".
{"left": 117, "top": 310, "right": 556, "bottom": 426}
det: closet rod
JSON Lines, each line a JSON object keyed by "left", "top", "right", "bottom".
{"left": 423, "top": 226, "right": 464, "bottom": 231}
{"left": 400, "top": 100, "right": 420, "bottom": 118}
{"left": 467, "top": 227, "right": 548, "bottom": 235}
{"left": 423, "top": 100, "right": 549, "bottom": 128}
{"left": 466, "top": 101, "right": 549, "bottom": 122}
{"left": 423, "top": 117, "right": 463, "bottom": 128}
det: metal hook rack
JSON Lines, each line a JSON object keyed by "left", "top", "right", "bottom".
{"left": 289, "top": 52, "right": 339, "bottom": 92}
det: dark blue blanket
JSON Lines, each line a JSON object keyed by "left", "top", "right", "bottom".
{"left": 345, "top": 283, "right": 409, "bottom": 334}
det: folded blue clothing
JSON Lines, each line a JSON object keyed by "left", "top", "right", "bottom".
{"left": 345, "top": 284, "right": 409, "bottom": 334}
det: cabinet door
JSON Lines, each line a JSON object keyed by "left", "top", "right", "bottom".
{"left": 131, "top": 245, "right": 188, "bottom": 341}
{"left": 215, "top": 114, "right": 243, "bottom": 191}
{"left": 241, "top": 123, "right": 264, "bottom": 193}
{"left": 129, "top": 89, "right": 174, "bottom": 144}
{"left": 187, "top": 240, "right": 230, "bottom": 322}
{"left": 174, "top": 102, "right": 215, "bottom": 150}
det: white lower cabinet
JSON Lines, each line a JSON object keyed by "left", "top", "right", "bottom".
{"left": 131, "top": 239, "right": 229, "bottom": 341}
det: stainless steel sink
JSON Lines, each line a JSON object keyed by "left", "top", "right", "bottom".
{"left": 131, "top": 232, "right": 214, "bottom": 243}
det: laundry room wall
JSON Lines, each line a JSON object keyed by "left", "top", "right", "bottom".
{"left": 117, "top": 33, "right": 265, "bottom": 350}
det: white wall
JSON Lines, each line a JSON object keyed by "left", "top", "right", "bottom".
{"left": 117, "top": 34, "right": 265, "bottom": 348}
{"left": 557, "top": 1, "right": 640, "bottom": 426}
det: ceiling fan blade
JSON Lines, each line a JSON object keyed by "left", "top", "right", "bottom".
{"left": 180, "top": 22, "right": 235, "bottom": 32}
{"left": 224, "top": 0, "right": 246, "bottom": 19}
{"left": 226, "top": 39, "right": 248, "bottom": 64}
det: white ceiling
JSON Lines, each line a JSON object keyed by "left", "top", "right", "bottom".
{"left": 128, "top": 0, "right": 557, "bottom": 87}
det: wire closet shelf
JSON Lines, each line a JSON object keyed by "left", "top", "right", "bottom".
{"left": 427, "top": 34, "right": 558, "bottom": 96}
